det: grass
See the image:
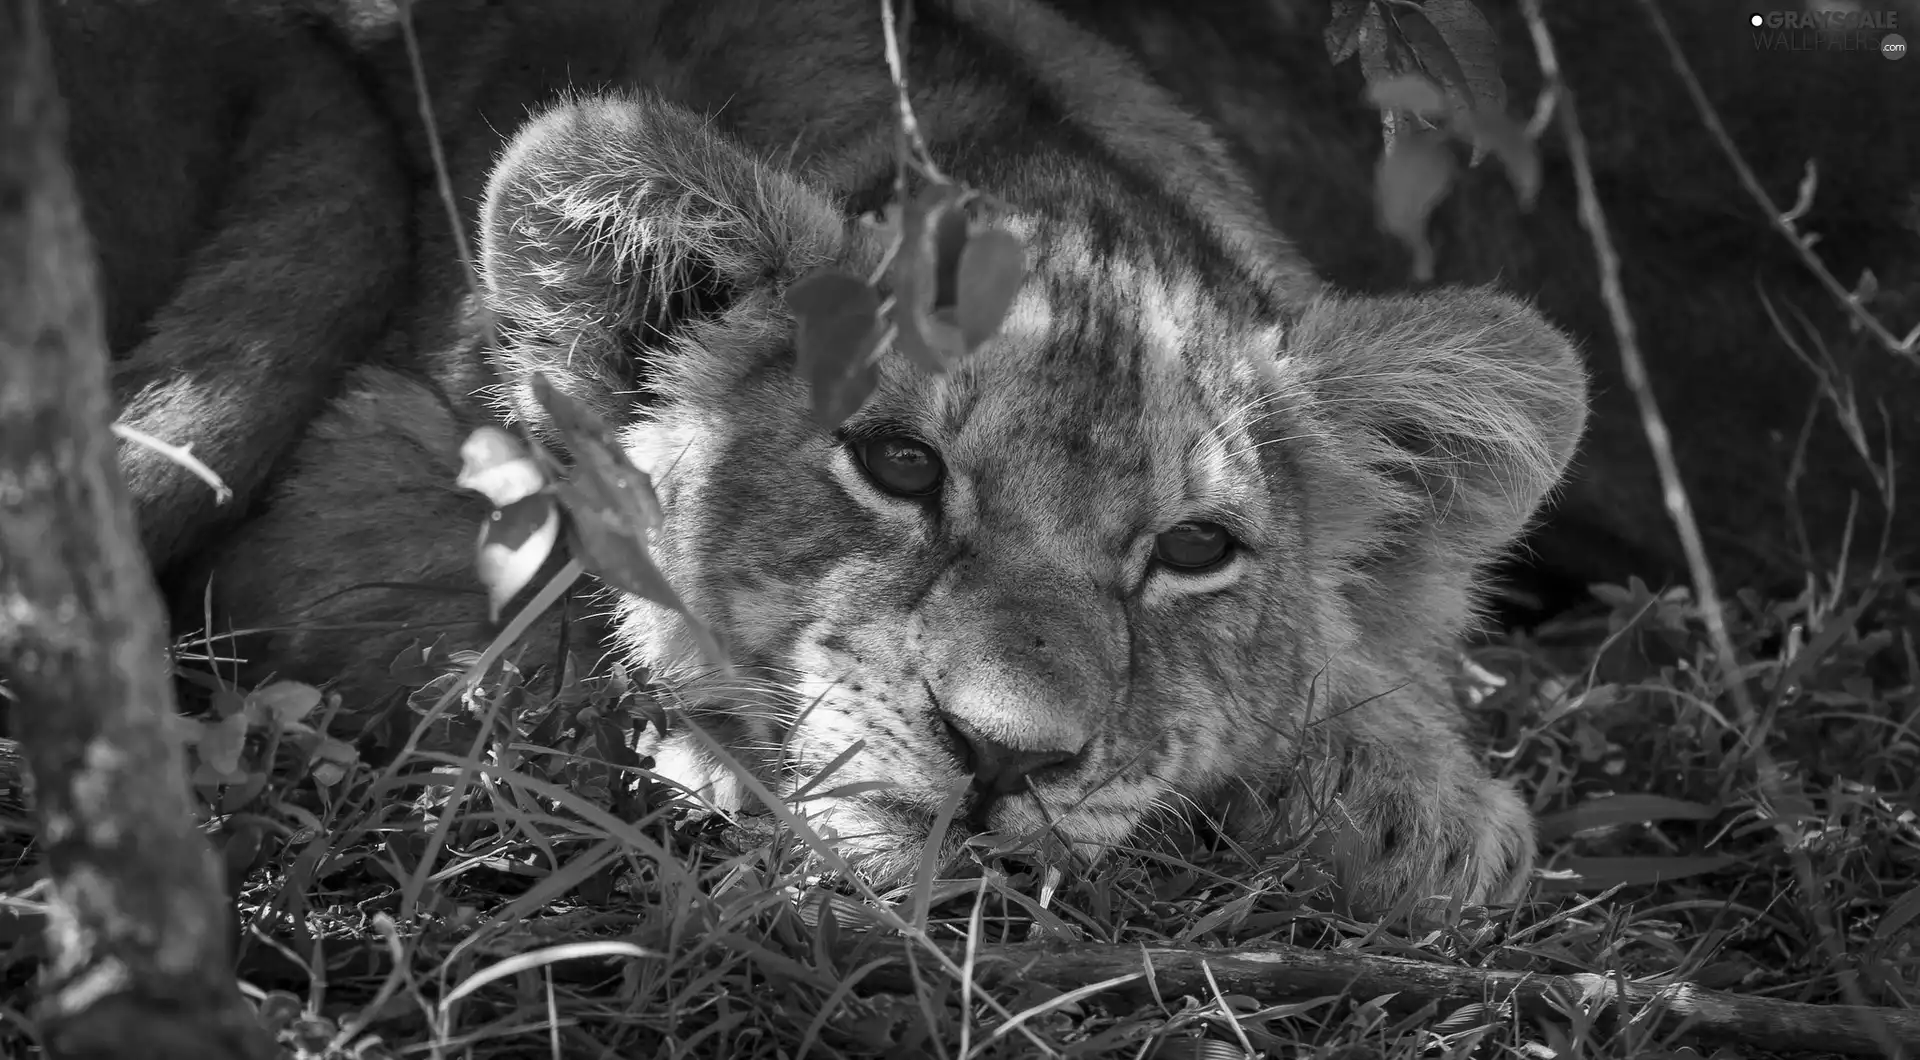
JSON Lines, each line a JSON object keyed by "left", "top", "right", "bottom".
{"left": 2, "top": 551, "right": 1913, "bottom": 1058}
{"left": 4, "top": 2, "right": 1917, "bottom": 1057}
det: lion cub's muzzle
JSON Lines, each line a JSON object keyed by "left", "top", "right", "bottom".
{"left": 911, "top": 579, "right": 1126, "bottom": 831}
{"left": 939, "top": 712, "right": 1088, "bottom": 799}
{"left": 924, "top": 675, "right": 1102, "bottom": 834}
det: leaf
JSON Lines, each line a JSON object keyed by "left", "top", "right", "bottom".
{"left": 1421, "top": 0, "right": 1506, "bottom": 121}
{"left": 473, "top": 493, "right": 561, "bottom": 621}
{"left": 953, "top": 226, "right": 1026, "bottom": 351}
{"left": 457, "top": 426, "right": 549, "bottom": 507}
{"left": 255, "top": 993, "right": 305, "bottom": 1036}
{"left": 440, "top": 942, "right": 664, "bottom": 1009}
{"left": 787, "top": 266, "right": 877, "bottom": 326}
{"left": 220, "top": 819, "right": 267, "bottom": 882}
{"left": 531, "top": 375, "right": 731, "bottom": 676}
{"left": 1769, "top": 588, "right": 1875, "bottom": 710}
{"left": 217, "top": 774, "right": 261, "bottom": 814}
{"left": 1375, "top": 132, "right": 1456, "bottom": 282}
{"left": 198, "top": 712, "right": 249, "bottom": 777}
{"left": 787, "top": 268, "right": 886, "bottom": 429}
{"left": 554, "top": 474, "right": 728, "bottom": 674}
{"left": 532, "top": 375, "right": 663, "bottom": 542}
{"left": 1457, "top": 108, "right": 1541, "bottom": 205}
{"left": 892, "top": 183, "right": 973, "bottom": 373}
{"left": 163, "top": 712, "right": 206, "bottom": 750}
{"left": 1384, "top": 3, "right": 1474, "bottom": 124}
{"left": 1326, "top": 0, "right": 1370, "bottom": 63}
{"left": 803, "top": 781, "right": 904, "bottom": 802}
{"left": 1535, "top": 794, "right": 1720, "bottom": 843}
{"left": 1781, "top": 159, "right": 1820, "bottom": 224}
{"left": 929, "top": 194, "right": 969, "bottom": 315}
{"left": 1357, "top": 5, "right": 1405, "bottom": 153}
{"left": 387, "top": 637, "right": 451, "bottom": 687}
{"left": 310, "top": 737, "right": 359, "bottom": 787}
{"left": 1878, "top": 884, "right": 1920, "bottom": 938}
{"left": 245, "top": 681, "right": 324, "bottom": 728}
{"left": 592, "top": 716, "right": 640, "bottom": 771}
{"left": 1851, "top": 267, "right": 1880, "bottom": 305}
{"left": 1366, "top": 73, "right": 1448, "bottom": 119}
{"left": 209, "top": 686, "right": 248, "bottom": 720}
{"left": 1545, "top": 855, "right": 1739, "bottom": 890}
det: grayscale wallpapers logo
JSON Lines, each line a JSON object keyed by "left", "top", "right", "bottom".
{"left": 1749, "top": 9, "right": 1907, "bottom": 56}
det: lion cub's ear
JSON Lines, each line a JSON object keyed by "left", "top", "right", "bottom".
{"left": 1283, "top": 288, "right": 1589, "bottom": 613}
{"left": 477, "top": 94, "right": 847, "bottom": 428}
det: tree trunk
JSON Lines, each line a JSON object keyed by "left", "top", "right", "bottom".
{"left": 0, "top": 1, "right": 275, "bottom": 1056}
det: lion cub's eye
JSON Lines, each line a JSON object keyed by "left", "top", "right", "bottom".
{"left": 1153, "top": 521, "right": 1234, "bottom": 571}
{"left": 855, "top": 435, "right": 945, "bottom": 497}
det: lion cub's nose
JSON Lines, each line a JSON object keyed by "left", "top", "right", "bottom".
{"left": 940, "top": 715, "right": 1085, "bottom": 796}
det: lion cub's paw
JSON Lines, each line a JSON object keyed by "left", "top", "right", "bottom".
{"left": 1325, "top": 771, "right": 1536, "bottom": 922}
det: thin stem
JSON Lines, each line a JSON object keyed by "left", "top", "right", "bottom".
{"left": 1638, "top": 0, "right": 1917, "bottom": 365}
{"left": 1518, "top": 5, "right": 1904, "bottom": 1058}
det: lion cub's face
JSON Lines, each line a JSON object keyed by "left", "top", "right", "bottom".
{"left": 614, "top": 233, "right": 1329, "bottom": 880}
{"left": 480, "top": 98, "right": 1584, "bottom": 888}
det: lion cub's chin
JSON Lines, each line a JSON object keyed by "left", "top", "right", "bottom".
{"left": 792, "top": 792, "right": 1140, "bottom": 892}
{"left": 639, "top": 740, "right": 1142, "bottom": 888}
{"left": 640, "top": 723, "right": 1531, "bottom": 922}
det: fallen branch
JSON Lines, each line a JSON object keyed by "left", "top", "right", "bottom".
{"left": 915, "top": 942, "right": 1920, "bottom": 1057}
{"left": 83, "top": 909, "right": 1914, "bottom": 1058}
{"left": 0, "top": 1, "right": 273, "bottom": 1056}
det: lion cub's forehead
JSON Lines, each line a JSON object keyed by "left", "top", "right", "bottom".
{"left": 867, "top": 221, "right": 1285, "bottom": 540}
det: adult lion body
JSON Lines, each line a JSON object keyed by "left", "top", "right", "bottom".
{"left": 50, "top": 0, "right": 410, "bottom": 574}
{"left": 61, "top": 0, "right": 1590, "bottom": 913}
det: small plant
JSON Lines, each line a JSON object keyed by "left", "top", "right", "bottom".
{"left": 170, "top": 676, "right": 359, "bottom": 808}
{"left": 784, "top": 0, "right": 1027, "bottom": 430}
{"left": 454, "top": 376, "right": 726, "bottom": 672}
{"left": 1330, "top": 0, "right": 1540, "bottom": 280}
{"left": 787, "top": 181, "right": 1027, "bottom": 429}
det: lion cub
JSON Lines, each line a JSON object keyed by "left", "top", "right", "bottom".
{"left": 172, "top": 0, "right": 1586, "bottom": 914}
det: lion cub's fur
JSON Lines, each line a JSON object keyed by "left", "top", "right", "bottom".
{"left": 109, "top": 0, "right": 1587, "bottom": 913}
